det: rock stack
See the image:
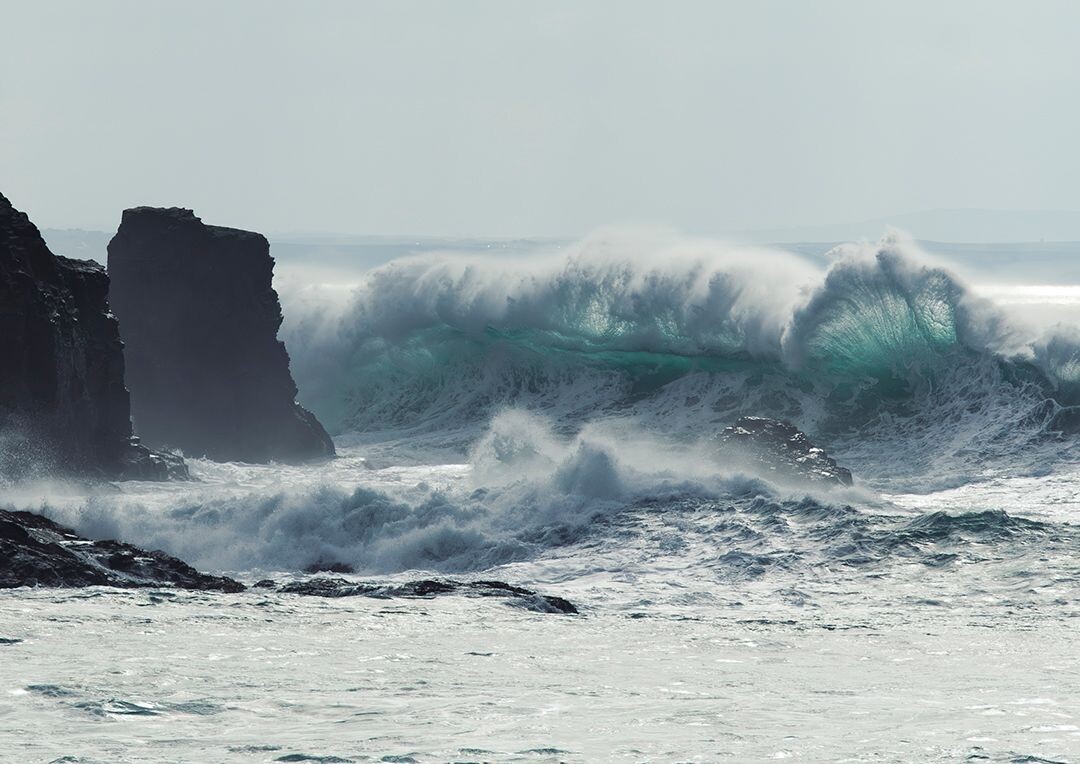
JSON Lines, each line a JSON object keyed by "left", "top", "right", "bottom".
{"left": 107, "top": 207, "right": 334, "bottom": 463}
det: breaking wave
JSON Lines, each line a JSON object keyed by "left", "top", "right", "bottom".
{"left": 27, "top": 409, "right": 1070, "bottom": 580}
{"left": 283, "top": 229, "right": 1080, "bottom": 484}
{"left": 13, "top": 227, "right": 1080, "bottom": 579}
{"left": 33, "top": 412, "right": 775, "bottom": 573}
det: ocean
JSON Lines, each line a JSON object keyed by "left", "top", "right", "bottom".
{"left": 2, "top": 230, "right": 1079, "bottom": 762}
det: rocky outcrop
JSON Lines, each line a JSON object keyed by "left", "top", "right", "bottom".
{"left": 107, "top": 208, "right": 334, "bottom": 464}
{"left": 715, "top": 416, "right": 853, "bottom": 486}
{"left": 0, "top": 192, "right": 185, "bottom": 480}
{"left": 0, "top": 508, "right": 577, "bottom": 613}
{"left": 265, "top": 576, "right": 579, "bottom": 614}
{"left": 0, "top": 509, "right": 242, "bottom": 591}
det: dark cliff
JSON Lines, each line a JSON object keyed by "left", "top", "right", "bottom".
{"left": 0, "top": 192, "right": 184, "bottom": 480}
{"left": 106, "top": 207, "right": 335, "bottom": 464}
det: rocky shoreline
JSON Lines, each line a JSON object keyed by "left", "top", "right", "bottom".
{"left": 0, "top": 508, "right": 578, "bottom": 614}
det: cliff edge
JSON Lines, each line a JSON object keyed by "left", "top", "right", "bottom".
{"left": 0, "top": 192, "right": 184, "bottom": 479}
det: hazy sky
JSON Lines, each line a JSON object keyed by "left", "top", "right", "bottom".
{"left": 3, "top": 1, "right": 1079, "bottom": 237}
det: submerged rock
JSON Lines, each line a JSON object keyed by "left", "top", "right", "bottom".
{"left": 0, "top": 192, "right": 186, "bottom": 480}
{"left": 0, "top": 509, "right": 242, "bottom": 592}
{"left": 107, "top": 207, "right": 334, "bottom": 464}
{"left": 303, "top": 559, "right": 355, "bottom": 574}
{"left": 716, "top": 416, "right": 853, "bottom": 486}
{"left": 274, "top": 576, "right": 579, "bottom": 614}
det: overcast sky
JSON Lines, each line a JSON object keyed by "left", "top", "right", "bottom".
{"left": 3, "top": 1, "right": 1079, "bottom": 237}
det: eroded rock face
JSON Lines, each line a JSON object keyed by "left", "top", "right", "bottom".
{"left": 0, "top": 192, "right": 185, "bottom": 480}
{"left": 107, "top": 207, "right": 334, "bottom": 464}
{"left": 715, "top": 416, "right": 854, "bottom": 486}
{"left": 0, "top": 509, "right": 242, "bottom": 592}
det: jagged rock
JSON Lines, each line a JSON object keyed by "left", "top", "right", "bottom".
{"left": 716, "top": 416, "right": 853, "bottom": 486}
{"left": 0, "top": 509, "right": 576, "bottom": 613}
{"left": 107, "top": 207, "right": 334, "bottom": 464}
{"left": 274, "top": 576, "right": 579, "bottom": 614}
{"left": 0, "top": 509, "right": 242, "bottom": 592}
{"left": 0, "top": 192, "right": 186, "bottom": 480}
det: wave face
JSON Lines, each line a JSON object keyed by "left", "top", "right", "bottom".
{"left": 282, "top": 229, "right": 1080, "bottom": 487}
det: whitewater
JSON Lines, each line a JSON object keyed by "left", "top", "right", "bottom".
{"left": 3, "top": 230, "right": 1080, "bottom": 762}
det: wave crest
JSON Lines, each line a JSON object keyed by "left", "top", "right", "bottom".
{"left": 281, "top": 229, "right": 1080, "bottom": 479}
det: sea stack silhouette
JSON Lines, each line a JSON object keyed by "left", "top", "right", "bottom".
{"left": 0, "top": 191, "right": 185, "bottom": 479}
{"left": 107, "top": 207, "right": 335, "bottom": 464}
